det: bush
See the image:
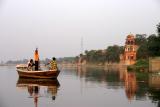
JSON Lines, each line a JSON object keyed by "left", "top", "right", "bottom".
{"left": 127, "top": 59, "right": 149, "bottom": 72}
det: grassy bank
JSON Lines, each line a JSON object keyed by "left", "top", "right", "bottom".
{"left": 127, "top": 59, "right": 149, "bottom": 72}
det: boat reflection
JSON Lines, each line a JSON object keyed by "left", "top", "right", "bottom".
{"left": 16, "top": 78, "right": 60, "bottom": 107}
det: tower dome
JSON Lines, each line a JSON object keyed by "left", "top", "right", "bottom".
{"left": 126, "top": 34, "right": 135, "bottom": 45}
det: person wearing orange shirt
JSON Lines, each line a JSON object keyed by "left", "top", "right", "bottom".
{"left": 34, "top": 48, "right": 39, "bottom": 71}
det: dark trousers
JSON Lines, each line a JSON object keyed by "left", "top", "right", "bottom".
{"left": 35, "top": 61, "right": 39, "bottom": 71}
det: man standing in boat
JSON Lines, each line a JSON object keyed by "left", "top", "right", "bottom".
{"left": 34, "top": 48, "right": 39, "bottom": 71}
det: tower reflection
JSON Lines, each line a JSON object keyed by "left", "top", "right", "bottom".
{"left": 124, "top": 71, "right": 137, "bottom": 100}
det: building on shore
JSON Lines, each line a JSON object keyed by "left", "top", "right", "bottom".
{"left": 120, "top": 34, "right": 138, "bottom": 65}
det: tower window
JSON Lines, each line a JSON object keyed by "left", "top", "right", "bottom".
{"left": 131, "top": 56, "right": 134, "bottom": 60}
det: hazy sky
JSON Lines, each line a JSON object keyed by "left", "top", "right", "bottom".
{"left": 0, "top": 0, "right": 160, "bottom": 61}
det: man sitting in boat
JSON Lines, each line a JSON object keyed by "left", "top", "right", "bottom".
{"left": 48, "top": 57, "right": 58, "bottom": 71}
{"left": 27, "top": 59, "right": 35, "bottom": 71}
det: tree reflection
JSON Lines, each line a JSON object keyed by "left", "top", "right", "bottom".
{"left": 76, "top": 66, "right": 160, "bottom": 104}
{"left": 148, "top": 74, "right": 160, "bottom": 107}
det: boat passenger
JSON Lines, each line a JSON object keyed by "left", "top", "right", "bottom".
{"left": 49, "top": 57, "right": 58, "bottom": 71}
{"left": 34, "top": 48, "right": 39, "bottom": 71}
{"left": 27, "top": 59, "right": 35, "bottom": 71}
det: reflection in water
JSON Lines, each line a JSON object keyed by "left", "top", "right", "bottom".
{"left": 149, "top": 74, "right": 160, "bottom": 90}
{"left": 149, "top": 74, "right": 160, "bottom": 107}
{"left": 28, "top": 86, "right": 39, "bottom": 107}
{"left": 16, "top": 78, "right": 60, "bottom": 107}
{"left": 76, "top": 66, "right": 160, "bottom": 104}
{"left": 77, "top": 66, "right": 121, "bottom": 85}
{"left": 124, "top": 71, "right": 137, "bottom": 100}
{"left": 119, "top": 67, "right": 137, "bottom": 100}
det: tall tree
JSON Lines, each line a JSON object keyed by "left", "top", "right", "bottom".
{"left": 157, "top": 23, "right": 160, "bottom": 36}
{"left": 147, "top": 34, "right": 160, "bottom": 57}
{"left": 135, "top": 34, "right": 147, "bottom": 45}
{"left": 135, "top": 34, "right": 148, "bottom": 59}
{"left": 106, "top": 45, "right": 124, "bottom": 63}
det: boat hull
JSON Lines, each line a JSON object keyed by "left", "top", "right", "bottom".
{"left": 17, "top": 69, "right": 60, "bottom": 79}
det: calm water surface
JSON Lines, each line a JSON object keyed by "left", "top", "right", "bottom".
{"left": 0, "top": 66, "right": 160, "bottom": 107}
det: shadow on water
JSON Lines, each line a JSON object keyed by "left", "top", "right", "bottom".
{"left": 16, "top": 78, "right": 60, "bottom": 107}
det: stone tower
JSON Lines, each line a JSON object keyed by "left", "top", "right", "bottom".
{"left": 121, "top": 34, "right": 137, "bottom": 65}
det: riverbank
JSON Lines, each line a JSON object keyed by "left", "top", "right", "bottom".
{"left": 127, "top": 59, "right": 149, "bottom": 72}
{"left": 59, "top": 62, "right": 124, "bottom": 72}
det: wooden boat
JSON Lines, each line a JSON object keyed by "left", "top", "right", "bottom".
{"left": 17, "top": 69, "right": 60, "bottom": 79}
{"left": 16, "top": 64, "right": 60, "bottom": 79}
{"left": 16, "top": 64, "right": 28, "bottom": 69}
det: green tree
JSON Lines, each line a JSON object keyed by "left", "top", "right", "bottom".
{"left": 147, "top": 34, "right": 160, "bottom": 57}
{"left": 135, "top": 34, "right": 147, "bottom": 45}
{"left": 135, "top": 34, "right": 149, "bottom": 59}
{"left": 157, "top": 23, "right": 160, "bottom": 36}
{"left": 137, "top": 43, "right": 149, "bottom": 59}
{"left": 106, "top": 45, "right": 124, "bottom": 63}
{"left": 84, "top": 49, "right": 107, "bottom": 63}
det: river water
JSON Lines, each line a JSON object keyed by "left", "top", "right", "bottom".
{"left": 0, "top": 66, "right": 159, "bottom": 107}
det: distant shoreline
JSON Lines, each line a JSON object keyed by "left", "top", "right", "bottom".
{"left": 0, "top": 64, "right": 16, "bottom": 66}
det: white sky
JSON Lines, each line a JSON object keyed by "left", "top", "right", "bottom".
{"left": 0, "top": 0, "right": 160, "bottom": 61}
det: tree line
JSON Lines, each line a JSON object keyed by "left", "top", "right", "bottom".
{"left": 136, "top": 23, "right": 160, "bottom": 59}
{"left": 3, "top": 23, "right": 160, "bottom": 65}
{"left": 78, "top": 23, "right": 160, "bottom": 64}
{"left": 2, "top": 57, "right": 76, "bottom": 65}
{"left": 80, "top": 45, "right": 124, "bottom": 64}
